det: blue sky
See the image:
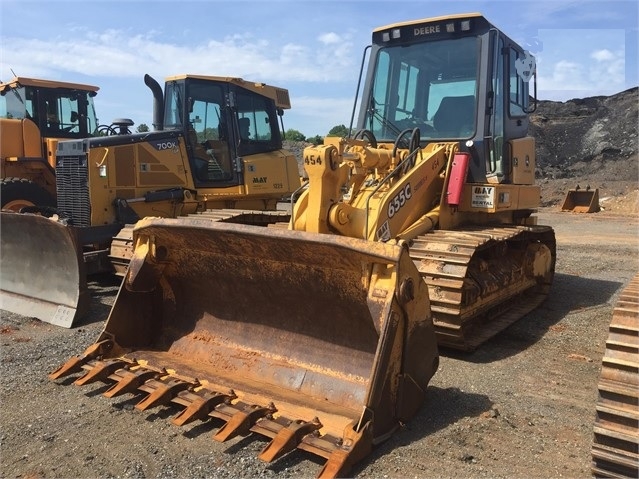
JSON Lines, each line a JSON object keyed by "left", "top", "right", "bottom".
{"left": 1, "top": 0, "right": 637, "bottom": 137}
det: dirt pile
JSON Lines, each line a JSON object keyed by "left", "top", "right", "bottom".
{"left": 531, "top": 87, "right": 638, "bottom": 212}
{"left": 531, "top": 87, "right": 638, "bottom": 179}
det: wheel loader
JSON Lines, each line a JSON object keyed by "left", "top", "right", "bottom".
{"left": 0, "top": 76, "right": 100, "bottom": 210}
{"left": 50, "top": 13, "right": 556, "bottom": 478}
{"left": 1, "top": 74, "right": 301, "bottom": 327}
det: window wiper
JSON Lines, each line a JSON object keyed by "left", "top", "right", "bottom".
{"left": 372, "top": 108, "right": 402, "bottom": 137}
{"left": 6, "top": 85, "right": 25, "bottom": 105}
{"left": 367, "top": 96, "right": 403, "bottom": 139}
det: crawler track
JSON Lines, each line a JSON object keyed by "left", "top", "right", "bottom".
{"left": 410, "top": 225, "right": 556, "bottom": 351}
{"left": 592, "top": 273, "right": 639, "bottom": 478}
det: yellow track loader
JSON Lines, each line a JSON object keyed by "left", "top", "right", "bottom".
{"left": 51, "top": 13, "right": 555, "bottom": 477}
{"left": 1, "top": 74, "right": 300, "bottom": 327}
{"left": 0, "top": 76, "right": 100, "bottom": 210}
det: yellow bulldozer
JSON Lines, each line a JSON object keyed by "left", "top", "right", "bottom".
{"left": 50, "top": 13, "right": 556, "bottom": 477}
{"left": 1, "top": 73, "right": 301, "bottom": 327}
{"left": 0, "top": 76, "right": 100, "bottom": 210}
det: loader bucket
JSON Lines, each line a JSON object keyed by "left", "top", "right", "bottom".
{"left": 561, "top": 187, "right": 600, "bottom": 213}
{"left": 0, "top": 211, "right": 88, "bottom": 327}
{"left": 50, "top": 217, "right": 438, "bottom": 477}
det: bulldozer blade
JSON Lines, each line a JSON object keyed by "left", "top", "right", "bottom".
{"left": 0, "top": 211, "right": 89, "bottom": 327}
{"left": 561, "top": 187, "right": 600, "bottom": 213}
{"left": 54, "top": 217, "right": 439, "bottom": 477}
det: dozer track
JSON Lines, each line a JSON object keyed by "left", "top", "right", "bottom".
{"left": 51, "top": 217, "right": 439, "bottom": 478}
{"left": 108, "top": 208, "right": 291, "bottom": 276}
{"left": 410, "top": 225, "right": 556, "bottom": 351}
{"left": 592, "top": 273, "right": 639, "bottom": 478}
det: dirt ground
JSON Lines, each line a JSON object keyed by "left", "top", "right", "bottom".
{"left": 1, "top": 185, "right": 638, "bottom": 479}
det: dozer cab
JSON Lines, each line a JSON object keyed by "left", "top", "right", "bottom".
{"left": 50, "top": 13, "right": 555, "bottom": 477}
{"left": 0, "top": 76, "right": 100, "bottom": 210}
{"left": 1, "top": 74, "right": 301, "bottom": 327}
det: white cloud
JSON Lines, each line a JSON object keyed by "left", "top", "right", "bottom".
{"left": 318, "top": 32, "right": 341, "bottom": 45}
{"left": 535, "top": 27, "right": 629, "bottom": 100}
{"left": 537, "top": 48, "right": 625, "bottom": 99}
{"left": 591, "top": 49, "right": 615, "bottom": 62}
{"left": 0, "top": 28, "right": 357, "bottom": 85}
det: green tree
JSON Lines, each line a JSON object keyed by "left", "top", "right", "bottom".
{"left": 136, "top": 123, "right": 150, "bottom": 133}
{"left": 284, "top": 129, "right": 306, "bottom": 141}
{"left": 327, "top": 124, "right": 349, "bottom": 137}
{"left": 307, "top": 135, "right": 324, "bottom": 146}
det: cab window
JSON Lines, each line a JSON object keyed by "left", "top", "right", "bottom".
{"left": 509, "top": 48, "right": 529, "bottom": 117}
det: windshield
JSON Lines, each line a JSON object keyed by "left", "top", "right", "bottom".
{"left": 362, "top": 36, "right": 479, "bottom": 141}
{"left": 0, "top": 86, "right": 27, "bottom": 119}
{"left": 0, "top": 85, "right": 99, "bottom": 137}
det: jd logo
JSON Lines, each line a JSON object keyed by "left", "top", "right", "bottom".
{"left": 253, "top": 177, "right": 267, "bottom": 183}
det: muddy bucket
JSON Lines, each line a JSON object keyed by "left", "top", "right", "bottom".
{"left": 561, "top": 187, "right": 600, "bottom": 213}
{"left": 0, "top": 211, "right": 88, "bottom": 327}
{"left": 52, "top": 217, "right": 438, "bottom": 477}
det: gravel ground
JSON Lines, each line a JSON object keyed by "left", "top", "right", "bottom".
{"left": 1, "top": 206, "right": 638, "bottom": 479}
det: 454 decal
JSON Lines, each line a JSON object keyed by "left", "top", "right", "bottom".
{"left": 388, "top": 183, "right": 412, "bottom": 218}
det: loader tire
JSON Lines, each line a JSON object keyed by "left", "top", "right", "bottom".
{"left": 1, "top": 177, "right": 55, "bottom": 212}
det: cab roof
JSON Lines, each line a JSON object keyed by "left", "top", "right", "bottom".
{"left": 374, "top": 12, "right": 484, "bottom": 32}
{"left": 0, "top": 76, "right": 99, "bottom": 94}
{"left": 164, "top": 74, "right": 291, "bottom": 110}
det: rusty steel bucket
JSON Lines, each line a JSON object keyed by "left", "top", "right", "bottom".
{"left": 561, "top": 186, "right": 600, "bottom": 213}
{"left": 50, "top": 217, "right": 439, "bottom": 477}
{"left": 0, "top": 211, "right": 88, "bottom": 327}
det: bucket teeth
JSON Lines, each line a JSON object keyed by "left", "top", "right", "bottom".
{"left": 314, "top": 421, "right": 373, "bottom": 479}
{"left": 257, "top": 417, "right": 323, "bottom": 462}
{"left": 51, "top": 355, "right": 374, "bottom": 477}
{"left": 48, "top": 340, "right": 113, "bottom": 380}
{"left": 212, "top": 402, "right": 277, "bottom": 442}
{"left": 103, "top": 368, "right": 165, "bottom": 398}
{"left": 136, "top": 377, "right": 197, "bottom": 411}
{"left": 73, "top": 359, "right": 133, "bottom": 386}
{"left": 48, "top": 355, "right": 87, "bottom": 381}
{"left": 317, "top": 449, "right": 354, "bottom": 479}
{"left": 170, "top": 389, "right": 237, "bottom": 426}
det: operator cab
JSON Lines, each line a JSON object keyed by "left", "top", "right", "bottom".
{"left": 358, "top": 13, "right": 537, "bottom": 184}
{"left": 0, "top": 77, "right": 100, "bottom": 138}
{"left": 163, "top": 76, "right": 288, "bottom": 188}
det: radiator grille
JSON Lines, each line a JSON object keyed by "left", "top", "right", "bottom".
{"left": 56, "top": 154, "right": 91, "bottom": 227}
